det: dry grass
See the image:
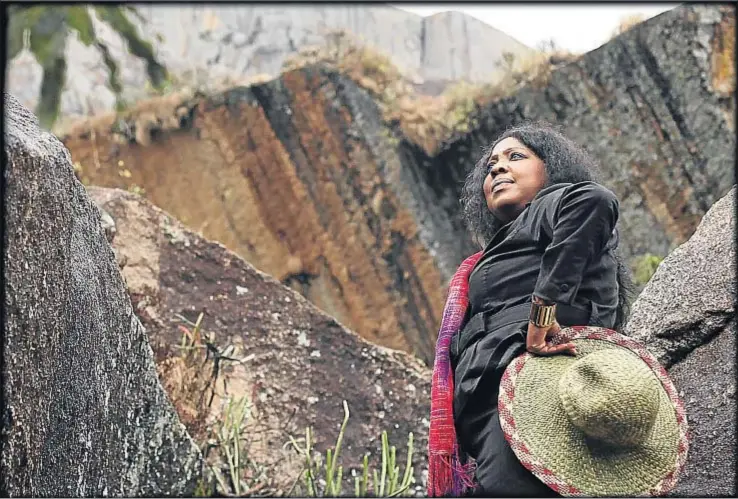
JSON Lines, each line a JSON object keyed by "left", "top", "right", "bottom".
{"left": 59, "top": 28, "right": 579, "bottom": 155}
{"left": 283, "top": 30, "right": 579, "bottom": 154}
{"left": 53, "top": 88, "right": 198, "bottom": 145}
{"left": 611, "top": 13, "right": 647, "bottom": 38}
{"left": 157, "top": 312, "right": 219, "bottom": 441}
{"left": 157, "top": 313, "right": 274, "bottom": 496}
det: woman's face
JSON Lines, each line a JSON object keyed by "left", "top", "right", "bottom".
{"left": 483, "top": 137, "right": 546, "bottom": 223}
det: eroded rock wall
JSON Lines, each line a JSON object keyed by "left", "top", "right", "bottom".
{"left": 1, "top": 94, "right": 202, "bottom": 496}
{"left": 62, "top": 68, "right": 460, "bottom": 364}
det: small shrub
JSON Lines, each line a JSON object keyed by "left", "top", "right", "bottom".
{"left": 632, "top": 253, "right": 664, "bottom": 286}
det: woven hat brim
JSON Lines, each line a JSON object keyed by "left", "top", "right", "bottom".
{"left": 498, "top": 326, "right": 689, "bottom": 497}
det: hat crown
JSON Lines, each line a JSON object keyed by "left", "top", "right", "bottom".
{"left": 558, "top": 349, "right": 661, "bottom": 447}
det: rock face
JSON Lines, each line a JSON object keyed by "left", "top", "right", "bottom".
{"left": 58, "top": 4, "right": 734, "bottom": 362}
{"left": 426, "top": 4, "right": 735, "bottom": 262}
{"left": 625, "top": 187, "right": 736, "bottom": 496}
{"left": 87, "top": 186, "right": 432, "bottom": 494}
{"left": 6, "top": 5, "right": 533, "bottom": 119}
{"left": 1, "top": 94, "right": 202, "bottom": 496}
{"left": 62, "top": 67, "right": 461, "bottom": 365}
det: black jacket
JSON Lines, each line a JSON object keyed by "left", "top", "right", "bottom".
{"left": 466, "top": 180, "right": 620, "bottom": 331}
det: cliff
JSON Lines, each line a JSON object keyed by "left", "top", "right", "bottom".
{"left": 6, "top": 4, "right": 534, "bottom": 119}
{"left": 1, "top": 93, "right": 202, "bottom": 496}
{"left": 58, "top": 4, "right": 734, "bottom": 361}
{"left": 61, "top": 67, "right": 457, "bottom": 364}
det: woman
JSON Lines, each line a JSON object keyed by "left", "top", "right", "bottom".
{"left": 427, "top": 121, "right": 635, "bottom": 497}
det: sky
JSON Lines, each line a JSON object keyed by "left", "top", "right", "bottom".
{"left": 392, "top": 3, "right": 681, "bottom": 54}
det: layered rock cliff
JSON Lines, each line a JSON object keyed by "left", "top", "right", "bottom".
{"left": 61, "top": 67, "right": 459, "bottom": 364}
{"left": 58, "top": 4, "right": 734, "bottom": 362}
{"left": 1, "top": 93, "right": 202, "bottom": 496}
{"left": 6, "top": 4, "right": 534, "bottom": 118}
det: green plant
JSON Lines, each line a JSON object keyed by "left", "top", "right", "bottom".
{"left": 289, "top": 401, "right": 416, "bottom": 497}
{"left": 212, "top": 396, "right": 252, "bottom": 496}
{"left": 7, "top": 4, "right": 167, "bottom": 128}
{"left": 633, "top": 253, "right": 664, "bottom": 285}
{"left": 193, "top": 477, "right": 215, "bottom": 497}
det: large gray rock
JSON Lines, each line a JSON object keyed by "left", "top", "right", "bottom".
{"left": 1, "top": 93, "right": 202, "bottom": 496}
{"left": 6, "top": 5, "right": 534, "bottom": 120}
{"left": 625, "top": 187, "right": 736, "bottom": 496}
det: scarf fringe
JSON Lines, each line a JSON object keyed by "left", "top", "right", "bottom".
{"left": 428, "top": 450, "right": 477, "bottom": 497}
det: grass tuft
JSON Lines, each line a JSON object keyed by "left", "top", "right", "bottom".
{"left": 288, "top": 400, "right": 416, "bottom": 497}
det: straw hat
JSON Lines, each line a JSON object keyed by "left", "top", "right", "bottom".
{"left": 498, "top": 326, "right": 689, "bottom": 497}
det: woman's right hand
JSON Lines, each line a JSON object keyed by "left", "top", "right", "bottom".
{"left": 526, "top": 318, "right": 577, "bottom": 356}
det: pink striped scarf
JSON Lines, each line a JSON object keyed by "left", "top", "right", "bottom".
{"left": 428, "top": 251, "right": 483, "bottom": 497}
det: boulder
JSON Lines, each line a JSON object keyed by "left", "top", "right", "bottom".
{"left": 87, "top": 186, "right": 433, "bottom": 495}
{"left": 625, "top": 187, "right": 736, "bottom": 496}
{"left": 1, "top": 93, "right": 202, "bottom": 496}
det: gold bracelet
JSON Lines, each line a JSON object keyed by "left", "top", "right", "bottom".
{"left": 530, "top": 301, "right": 557, "bottom": 328}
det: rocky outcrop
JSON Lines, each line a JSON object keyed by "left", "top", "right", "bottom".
{"left": 62, "top": 67, "right": 460, "bottom": 365}
{"left": 625, "top": 187, "right": 736, "bottom": 496}
{"left": 1, "top": 94, "right": 202, "bottom": 496}
{"left": 87, "top": 186, "right": 432, "bottom": 495}
{"left": 58, "top": 4, "right": 734, "bottom": 363}
{"left": 425, "top": 4, "right": 735, "bottom": 262}
{"left": 420, "top": 11, "right": 533, "bottom": 83}
{"left": 6, "top": 4, "right": 533, "bottom": 119}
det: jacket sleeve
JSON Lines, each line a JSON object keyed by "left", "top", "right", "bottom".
{"left": 533, "top": 182, "right": 619, "bottom": 305}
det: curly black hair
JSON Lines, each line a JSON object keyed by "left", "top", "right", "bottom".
{"left": 460, "top": 120, "right": 634, "bottom": 331}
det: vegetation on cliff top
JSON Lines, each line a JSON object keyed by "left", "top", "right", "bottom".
{"left": 282, "top": 30, "right": 580, "bottom": 154}
{"left": 53, "top": 26, "right": 579, "bottom": 155}
{"left": 18, "top": 9, "right": 656, "bottom": 150}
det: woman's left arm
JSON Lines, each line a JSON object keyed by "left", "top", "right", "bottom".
{"left": 526, "top": 182, "right": 619, "bottom": 355}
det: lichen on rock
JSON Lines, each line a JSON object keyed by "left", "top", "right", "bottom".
{"left": 625, "top": 187, "right": 736, "bottom": 496}
{"left": 1, "top": 93, "right": 202, "bottom": 496}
